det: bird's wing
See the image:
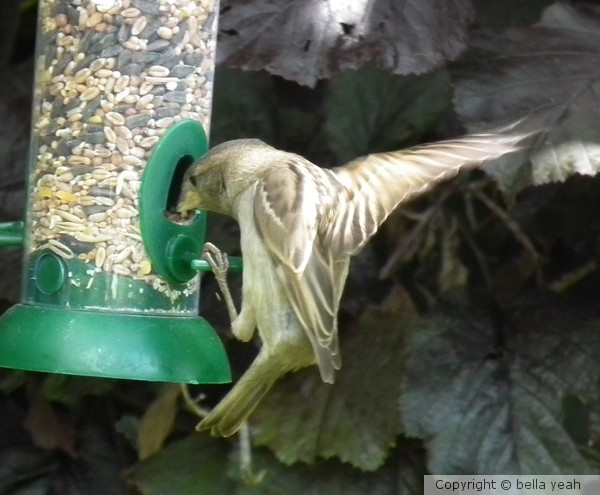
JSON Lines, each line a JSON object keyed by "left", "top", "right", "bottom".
{"left": 254, "top": 159, "right": 344, "bottom": 383}
{"left": 273, "top": 248, "right": 346, "bottom": 383}
{"left": 322, "top": 133, "right": 526, "bottom": 256}
{"left": 253, "top": 159, "right": 319, "bottom": 273}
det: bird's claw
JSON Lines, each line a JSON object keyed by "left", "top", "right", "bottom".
{"left": 202, "top": 242, "right": 230, "bottom": 281}
{"left": 201, "top": 242, "right": 239, "bottom": 324}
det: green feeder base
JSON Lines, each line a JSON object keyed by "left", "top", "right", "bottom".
{"left": 0, "top": 304, "right": 231, "bottom": 384}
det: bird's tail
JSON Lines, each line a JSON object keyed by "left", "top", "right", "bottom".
{"left": 197, "top": 352, "right": 285, "bottom": 437}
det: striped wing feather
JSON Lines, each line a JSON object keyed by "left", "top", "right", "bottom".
{"left": 253, "top": 159, "right": 344, "bottom": 382}
{"left": 323, "top": 133, "right": 526, "bottom": 256}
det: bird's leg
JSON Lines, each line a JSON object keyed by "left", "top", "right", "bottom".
{"left": 182, "top": 243, "right": 236, "bottom": 419}
{"left": 201, "top": 241, "right": 263, "bottom": 484}
{"left": 202, "top": 242, "right": 256, "bottom": 342}
{"left": 239, "top": 421, "right": 266, "bottom": 485}
{"left": 180, "top": 383, "right": 210, "bottom": 418}
{"left": 180, "top": 375, "right": 264, "bottom": 484}
{"left": 202, "top": 242, "right": 238, "bottom": 322}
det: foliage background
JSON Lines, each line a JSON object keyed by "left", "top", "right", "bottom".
{"left": 2, "top": 0, "right": 600, "bottom": 493}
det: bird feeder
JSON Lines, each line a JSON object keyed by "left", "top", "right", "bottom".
{"left": 0, "top": 0, "right": 233, "bottom": 385}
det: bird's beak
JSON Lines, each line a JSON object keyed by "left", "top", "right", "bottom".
{"left": 176, "top": 190, "right": 202, "bottom": 215}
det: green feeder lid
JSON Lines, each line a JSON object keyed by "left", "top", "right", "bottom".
{"left": 0, "top": 304, "right": 231, "bottom": 384}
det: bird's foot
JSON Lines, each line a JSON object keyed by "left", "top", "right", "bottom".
{"left": 202, "top": 242, "right": 239, "bottom": 323}
{"left": 202, "top": 242, "right": 230, "bottom": 285}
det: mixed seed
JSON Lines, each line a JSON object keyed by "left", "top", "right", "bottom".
{"left": 29, "top": 0, "right": 217, "bottom": 295}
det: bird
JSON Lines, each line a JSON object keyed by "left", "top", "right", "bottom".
{"left": 176, "top": 130, "right": 528, "bottom": 437}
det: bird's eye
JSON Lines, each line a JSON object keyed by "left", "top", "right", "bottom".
{"left": 190, "top": 175, "right": 199, "bottom": 187}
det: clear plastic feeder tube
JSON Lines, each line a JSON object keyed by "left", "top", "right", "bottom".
{"left": 26, "top": 0, "right": 219, "bottom": 314}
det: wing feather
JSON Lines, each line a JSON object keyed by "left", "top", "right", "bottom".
{"left": 254, "top": 160, "right": 345, "bottom": 383}
{"left": 254, "top": 160, "right": 318, "bottom": 273}
{"left": 322, "top": 132, "right": 527, "bottom": 255}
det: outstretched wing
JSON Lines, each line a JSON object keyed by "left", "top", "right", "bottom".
{"left": 321, "top": 133, "right": 527, "bottom": 256}
{"left": 254, "top": 159, "right": 345, "bottom": 383}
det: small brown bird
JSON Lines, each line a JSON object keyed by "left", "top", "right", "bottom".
{"left": 177, "top": 131, "right": 526, "bottom": 436}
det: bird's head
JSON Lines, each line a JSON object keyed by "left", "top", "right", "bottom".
{"left": 176, "top": 139, "right": 275, "bottom": 217}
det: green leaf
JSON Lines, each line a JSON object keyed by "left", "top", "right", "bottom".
{"left": 233, "top": 441, "right": 426, "bottom": 495}
{"left": 400, "top": 293, "right": 600, "bottom": 474}
{"left": 130, "top": 435, "right": 426, "bottom": 495}
{"left": 251, "top": 288, "right": 418, "bottom": 471}
{"left": 42, "top": 374, "right": 115, "bottom": 406}
{"left": 128, "top": 435, "right": 235, "bottom": 495}
{"left": 453, "top": 3, "right": 600, "bottom": 194}
{"left": 326, "top": 65, "right": 452, "bottom": 163}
